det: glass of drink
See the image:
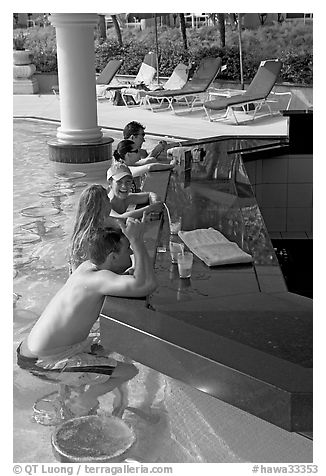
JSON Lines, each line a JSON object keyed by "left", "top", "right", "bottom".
{"left": 169, "top": 241, "right": 184, "bottom": 263}
{"left": 140, "top": 173, "right": 148, "bottom": 191}
{"left": 177, "top": 252, "right": 193, "bottom": 278}
{"left": 169, "top": 216, "right": 182, "bottom": 235}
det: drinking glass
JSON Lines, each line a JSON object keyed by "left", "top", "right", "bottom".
{"left": 169, "top": 241, "right": 184, "bottom": 263}
{"left": 169, "top": 216, "right": 182, "bottom": 235}
{"left": 177, "top": 252, "right": 193, "bottom": 278}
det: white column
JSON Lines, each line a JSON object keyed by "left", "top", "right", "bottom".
{"left": 50, "top": 13, "right": 102, "bottom": 143}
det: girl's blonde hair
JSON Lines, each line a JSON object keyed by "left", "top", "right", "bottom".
{"left": 69, "top": 184, "right": 111, "bottom": 270}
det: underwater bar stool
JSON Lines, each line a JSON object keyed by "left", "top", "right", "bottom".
{"left": 52, "top": 415, "right": 137, "bottom": 463}
{"left": 17, "top": 352, "right": 139, "bottom": 460}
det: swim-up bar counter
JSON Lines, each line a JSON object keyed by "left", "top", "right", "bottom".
{"left": 100, "top": 133, "right": 312, "bottom": 434}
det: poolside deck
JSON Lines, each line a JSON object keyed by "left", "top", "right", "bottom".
{"left": 13, "top": 94, "right": 288, "bottom": 141}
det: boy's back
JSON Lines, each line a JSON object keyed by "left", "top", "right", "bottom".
{"left": 23, "top": 261, "right": 109, "bottom": 356}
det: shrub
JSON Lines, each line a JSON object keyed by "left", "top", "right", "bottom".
{"left": 19, "top": 20, "right": 312, "bottom": 85}
{"left": 14, "top": 26, "right": 57, "bottom": 72}
{"left": 95, "top": 38, "right": 124, "bottom": 72}
{"left": 155, "top": 40, "right": 191, "bottom": 76}
{"left": 118, "top": 42, "right": 151, "bottom": 75}
{"left": 279, "top": 50, "right": 313, "bottom": 85}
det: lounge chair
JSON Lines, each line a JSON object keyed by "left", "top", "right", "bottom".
{"left": 161, "top": 63, "right": 190, "bottom": 90}
{"left": 132, "top": 51, "right": 157, "bottom": 87}
{"left": 203, "top": 59, "right": 292, "bottom": 124}
{"left": 95, "top": 59, "right": 124, "bottom": 99}
{"left": 121, "top": 62, "right": 190, "bottom": 108}
{"left": 143, "top": 57, "right": 222, "bottom": 113}
{"left": 107, "top": 52, "right": 157, "bottom": 105}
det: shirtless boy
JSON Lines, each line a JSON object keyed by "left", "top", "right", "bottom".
{"left": 17, "top": 217, "right": 157, "bottom": 416}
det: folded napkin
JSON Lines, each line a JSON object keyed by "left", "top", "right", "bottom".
{"left": 178, "top": 227, "right": 252, "bottom": 267}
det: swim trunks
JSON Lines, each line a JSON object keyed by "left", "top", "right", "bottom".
{"left": 17, "top": 338, "right": 117, "bottom": 386}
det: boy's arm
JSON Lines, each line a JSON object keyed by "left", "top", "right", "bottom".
{"left": 147, "top": 162, "right": 174, "bottom": 172}
{"left": 129, "top": 161, "right": 174, "bottom": 177}
{"left": 134, "top": 157, "right": 157, "bottom": 166}
{"left": 95, "top": 217, "right": 157, "bottom": 297}
{"left": 129, "top": 164, "right": 152, "bottom": 177}
{"left": 110, "top": 201, "right": 163, "bottom": 220}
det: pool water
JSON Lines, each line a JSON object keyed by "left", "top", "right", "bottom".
{"left": 13, "top": 119, "right": 160, "bottom": 312}
{"left": 13, "top": 119, "right": 313, "bottom": 464}
{"left": 13, "top": 119, "right": 191, "bottom": 462}
{"left": 13, "top": 119, "right": 241, "bottom": 463}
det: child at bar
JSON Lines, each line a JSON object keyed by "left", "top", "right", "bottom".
{"left": 113, "top": 139, "right": 174, "bottom": 187}
{"left": 107, "top": 162, "right": 164, "bottom": 220}
{"left": 123, "top": 120, "right": 168, "bottom": 160}
{"left": 69, "top": 184, "right": 119, "bottom": 272}
{"left": 17, "top": 215, "right": 157, "bottom": 418}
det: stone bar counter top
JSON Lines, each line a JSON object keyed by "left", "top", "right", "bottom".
{"left": 100, "top": 136, "right": 312, "bottom": 433}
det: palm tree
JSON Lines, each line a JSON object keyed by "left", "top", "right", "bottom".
{"left": 179, "top": 13, "right": 188, "bottom": 50}
{"left": 217, "top": 13, "right": 226, "bottom": 47}
{"left": 111, "top": 14, "right": 123, "bottom": 47}
{"left": 258, "top": 13, "right": 267, "bottom": 25}
{"left": 98, "top": 14, "right": 107, "bottom": 40}
{"left": 207, "top": 13, "right": 217, "bottom": 25}
{"left": 207, "top": 13, "right": 226, "bottom": 47}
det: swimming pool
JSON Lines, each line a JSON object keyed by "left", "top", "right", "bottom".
{"left": 13, "top": 119, "right": 313, "bottom": 463}
{"left": 13, "top": 119, "right": 188, "bottom": 462}
{"left": 13, "top": 119, "right": 239, "bottom": 463}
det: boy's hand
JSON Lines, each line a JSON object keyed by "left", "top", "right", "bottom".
{"left": 150, "top": 140, "right": 168, "bottom": 158}
{"left": 148, "top": 192, "right": 160, "bottom": 204}
{"left": 120, "top": 216, "right": 145, "bottom": 242}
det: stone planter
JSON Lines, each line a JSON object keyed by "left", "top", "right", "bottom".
{"left": 13, "top": 49, "right": 39, "bottom": 94}
{"left": 13, "top": 49, "right": 32, "bottom": 65}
